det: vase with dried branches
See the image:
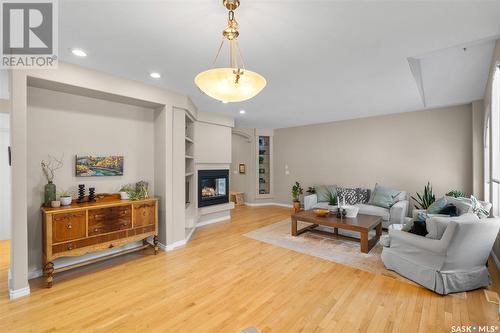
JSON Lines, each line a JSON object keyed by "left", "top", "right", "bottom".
{"left": 41, "top": 155, "right": 64, "bottom": 206}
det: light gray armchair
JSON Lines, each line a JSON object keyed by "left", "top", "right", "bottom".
{"left": 381, "top": 215, "right": 500, "bottom": 294}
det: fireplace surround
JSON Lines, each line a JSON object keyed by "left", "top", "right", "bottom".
{"left": 198, "top": 169, "right": 229, "bottom": 207}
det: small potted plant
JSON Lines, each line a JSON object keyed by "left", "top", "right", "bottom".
{"left": 291, "top": 181, "right": 303, "bottom": 212}
{"left": 119, "top": 184, "right": 134, "bottom": 200}
{"left": 58, "top": 190, "right": 73, "bottom": 206}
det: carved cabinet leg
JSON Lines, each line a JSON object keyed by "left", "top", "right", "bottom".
{"left": 43, "top": 262, "right": 54, "bottom": 288}
{"left": 153, "top": 235, "right": 159, "bottom": 255}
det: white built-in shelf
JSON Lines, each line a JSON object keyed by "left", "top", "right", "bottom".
{"left": 185, "top": 155, "right": 194, "bottom": 159}
{"left": 185, "top": 172, "right": 194, "bottom": 177}
{"left": 185, "top": 136, "right": 194, "bottom": 143}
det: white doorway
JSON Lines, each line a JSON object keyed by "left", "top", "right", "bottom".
{"left": 0, "top": 113, "right": 11, "bottom": 274}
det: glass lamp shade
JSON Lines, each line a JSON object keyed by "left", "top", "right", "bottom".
{"left": 195, "top": 68, "right": 266, "bottom": 103}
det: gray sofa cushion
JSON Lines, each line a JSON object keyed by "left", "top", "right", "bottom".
{"left": 357, "top": 203, "right": 390, "bottom": 221}
{"left": 426, "top": 213, "right": 480, "bottom": 240}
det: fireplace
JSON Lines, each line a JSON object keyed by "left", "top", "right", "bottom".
{"left": 198, "top": 169, "right": 229, "bottom": 207}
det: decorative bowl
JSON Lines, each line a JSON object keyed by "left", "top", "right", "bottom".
{"left": 313, "top": 208, "right": 330, "bottom": 217}
{"left": 344, "top": 205, "right": 360, "bottom": 218}
{"left": 51, "top": 200, "right": 61, "bottom": 208}
{"left": 60, "top": 196, "right": 72, "bottom": 206}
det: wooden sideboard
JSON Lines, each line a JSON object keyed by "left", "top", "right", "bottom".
{"left": 41, "top": 196, "right": 159, "bottom": 287}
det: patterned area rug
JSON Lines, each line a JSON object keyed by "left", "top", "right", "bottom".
{"left": 244, "top": 219, "right": 414, "bottom": 284}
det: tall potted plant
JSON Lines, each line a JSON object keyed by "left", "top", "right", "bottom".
{"left": 291, "top": 181, "right": 303, "bottom": 212}
{"left": 411, "top": 181, "right": 436, "bottom": 209}
{"left": 41, "top": 155, "right": 63, "bottom": 207}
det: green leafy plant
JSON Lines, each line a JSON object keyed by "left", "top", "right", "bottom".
{"left": 411, "top": 181, "right": 436, "bottom": 209}
{"left": 306, "top": 186, "right": 316, "bottom": 194}
{"left": 326, "top": 190, "right": 338, "bottom": 206}
{"left": 119, "top": 184, "right": 134, "bottom": 193}
{"left": 446, "top": 190, "right": 465, "bottom": 198}
{"left": 291, "top": 182, "right": 303, "bottom": 202}
{"left": 58, "top": 190, "right": 72, "bottom": 198}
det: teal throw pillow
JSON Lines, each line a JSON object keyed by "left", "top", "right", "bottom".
{"left": 427, "top": 197, "right": 447, "bottom": 214}
{"left": 315, "top": 185, "right": 337, "bottom": 203}
{"left": 368, "top": 184, "right": 401, "bottom": 209}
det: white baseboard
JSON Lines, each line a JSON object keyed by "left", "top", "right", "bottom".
{"left": 491, "top": 251, "right": 500, "bottom": 270}
{"left": 196, "top": 215, "right": 230, "bottom": 227}
{"left": 164, "top": 239, "right": 188, "bottom": 251}
{"left": 244, "top": 202, "right": 293, "bottom": 208}
{"left": 9, "top": 286, "right": 30, "bottom": 300}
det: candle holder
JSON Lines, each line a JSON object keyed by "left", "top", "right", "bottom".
{"left": 88, "top": 187, "right": 96, "bottom": 202}
{"left": 77, "top": 184, "right": 85, "bottom": 203}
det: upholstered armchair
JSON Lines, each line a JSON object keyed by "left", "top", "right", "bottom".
{"left": 381, "top": 215, "right": 500, "bottom": 294}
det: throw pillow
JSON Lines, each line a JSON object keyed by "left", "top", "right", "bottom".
{"left": 357, "top": 188, "right": 370, "bottom": 204}
{"left": 337, "top": 187, "right": 361, "bottom": 205}
{"left": 368, "top": 183, "right": 401, "bottom": 209}
{"left": 425, "top": 213, "right": 480, "bottom": 240}
{"left": 427, "top": 197, "right": 447, "bottom": 214}
{"left": 444, "top": 196, "right": 473, "bottom": 215}
{"left": 315, "top": 185, "right": 337, "bottom": 203}
{"left": 438, "top": 203, "right": 458, "bottom": 217}
{"left": 470, "top": 195, "right": 490, "bottom": 219}
{"left": 408, "top": 220, "right": 427, "bottom": 236}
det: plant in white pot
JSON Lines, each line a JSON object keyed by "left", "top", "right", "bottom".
{"left": 58, "top": 190, "right": 73, "bottom": 206}
{"left": 119, "top": 184, "right": 134, "bottom": 200}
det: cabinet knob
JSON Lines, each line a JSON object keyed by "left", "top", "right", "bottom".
{"left": 67, "top": 243, "right": 74, "bottom": 250}
{"left": 94, "top": 228, "right": 99, "bottom": 232}
{"left": 67, "top": 223, "right": 72, "bottom": 229}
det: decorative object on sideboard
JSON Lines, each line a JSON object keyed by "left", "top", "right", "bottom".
{"left": 51, "top": 200, "right": 61, "bottom": 208}
{"left": 136, "top": 181, "right": 149, "bottom": 199}
{"left": 41, "top": 155, "right": 64, "bottom": 207}
{"left": 291, "top": 181, "right": 303, "bottom": 212}
{"left": 88, "top": 187, "right": 96, "bottom": 202}
{"left": 411, "top": 181, "right": 436, "bottom": 209}
{"left": 75, "top": 154, "right": 124, "bottom": 177}
{"left": 239, "top": 163, "right": 246, "bottom": 174}
{"left": 58, "top": 190, "right": 72, "bottom": 206}
{"left": 259, "top": 168, "right": 265, "bottom": 174}
{"left": 119, "top": 182, "right": 149, "bottom": 201}
{"left": 119, "top": 184, "right": 132, "bottom": 200}
{"left": 446, "top": 190, "right": 466, "bottom": 198}
{"left": 259, "top": 156, "right": 264, "bottom": 164}
{"left": 78, "top": 184, "right": 86, "bottom": 203}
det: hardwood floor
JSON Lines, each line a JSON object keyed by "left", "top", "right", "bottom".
{"left": 0, "top": 205, "right": 499, "bottom": 332}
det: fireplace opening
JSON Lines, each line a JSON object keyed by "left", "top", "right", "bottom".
{"left": 198, "top": 169, "right": 229, "bottom": 207}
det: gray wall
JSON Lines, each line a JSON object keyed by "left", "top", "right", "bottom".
{"left": 273, "top": 104, "right": 473, "bottom": 205}
{"left": 27, "top": 87, "right": 156, "bottom": 274}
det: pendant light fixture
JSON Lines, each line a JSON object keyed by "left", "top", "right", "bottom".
{"left": 195, "top": 0, "right": 266, "bottom": 103}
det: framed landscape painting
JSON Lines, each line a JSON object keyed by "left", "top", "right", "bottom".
{"left": 75, "top": 155, "right": 124, "bottom": 177}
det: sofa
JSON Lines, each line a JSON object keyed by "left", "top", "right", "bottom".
{"left": 304, "top": 185, "right": 409, "bottom": 228}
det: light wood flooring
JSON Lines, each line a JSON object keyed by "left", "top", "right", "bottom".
{"left": 0, "top": 205, "right": 499, "bottom": 332}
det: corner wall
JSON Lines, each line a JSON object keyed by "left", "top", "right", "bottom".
{"left": 273, "top": 104, "right": 473, "bottom": 205}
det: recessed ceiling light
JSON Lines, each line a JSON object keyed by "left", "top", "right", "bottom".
{"left": 239, "top": 110, "right": 246, "bottom": 114}
{"left": 222, "top": 101, "right": 229, "bottom": 104}
{"left": 150, "top": 72, "right": 161, "bottom": 79}
{"left": 71, "top": 48, "right": 87, "bottom": 57}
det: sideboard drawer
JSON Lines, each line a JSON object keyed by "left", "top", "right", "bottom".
{"left": 52, "top": 212, "right": 86, "bottom": 243}
{"left": 88, "top": 206, "right": 132, "bottom": 236}
{"left": 133, "top": 202, "right": 155, "bottom": 227}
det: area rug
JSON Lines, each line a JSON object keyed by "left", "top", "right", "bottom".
{"left": 244, "top": 219, "right": 414, "bottom": 284}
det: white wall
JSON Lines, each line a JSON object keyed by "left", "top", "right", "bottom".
{"left": 194, "top": 121, "right": 232, "bottom": 164}
{"left": 27, "top": 87, "right": 156, "bottom": 273}
{"left": 0, "top": 113, "right": 10, "bottom": 240}
{"left": 273, "top": 104, "right": 473, "bottom": 205}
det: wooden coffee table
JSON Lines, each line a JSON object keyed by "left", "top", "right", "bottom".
{"left": 291, "top": 210, "right": 382, "bottom": 253}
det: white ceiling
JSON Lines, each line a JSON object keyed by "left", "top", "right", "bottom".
{"left": 59, "top": 0, "right": 500, "bottom": 128}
